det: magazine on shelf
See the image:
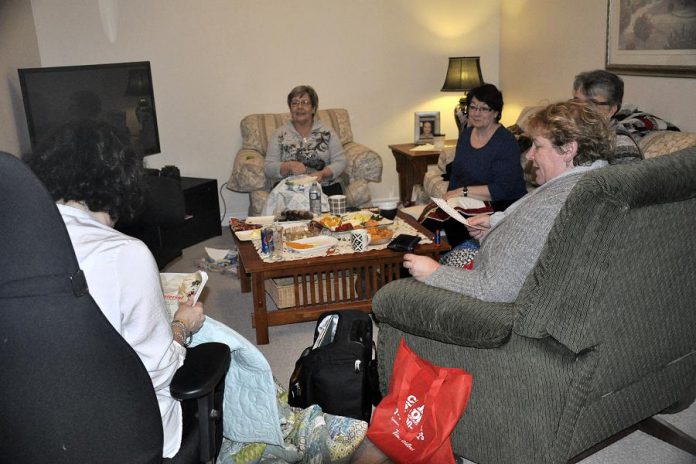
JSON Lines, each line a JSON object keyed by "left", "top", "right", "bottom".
{"left": 160, "top": 270, "right": 208, "bottom": 320}
{"left": 419, "top": 196, "right": 493, "bottom": 226}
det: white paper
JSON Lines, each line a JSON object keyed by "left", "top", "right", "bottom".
{"left": 160, "top": 271, "right": 208, "bottom": 320}
{"left": 205, "top": 247, "right": 232, "bottom": 261}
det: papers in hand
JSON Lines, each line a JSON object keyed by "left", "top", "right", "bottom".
{"left": 431, "top": 196, "right": 491, "bottom": 226}
{"left": 160, "top": 271, "right": 208, "bottom": 320}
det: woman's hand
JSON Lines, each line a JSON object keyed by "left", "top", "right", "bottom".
{"left": 465, "top": 214, "right": 491, "bottom": 240}
{"left": 173, "top": 301, "right": 205, "bottom": 335}
{"left": 403, "top": 253, "right": 440, "bottom": 282}
{"left": 310, "top": 167, "right": 332, "bottom": 183}
{"left": 445, "top": 188, "right": 464, "bottom": 200}
{"left": 282, "top": 160, "right": 306, "bottom": 176}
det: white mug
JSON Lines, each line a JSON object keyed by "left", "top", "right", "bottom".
{"left": 351, "top": 229, "right": 370, "bottom": 252}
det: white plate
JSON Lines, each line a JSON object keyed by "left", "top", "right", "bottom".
{"left": 246, "top": 216, "right": 274, "bottom": 226}
{"left": 235, "top": 229, "right": 261, "bottom": 241}
{"left": 285, "top": 235, "right": 339, "bottom": 254}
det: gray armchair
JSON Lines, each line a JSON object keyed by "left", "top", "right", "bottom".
{"left": 373, "top": 146, "right": 696, "bottom": 463}
{"left": 227, "top": 108, "right": 383, "bottom": 216}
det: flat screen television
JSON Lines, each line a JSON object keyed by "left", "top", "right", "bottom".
{"left": 18, "top": 61, "right": 161, "bottom": 156}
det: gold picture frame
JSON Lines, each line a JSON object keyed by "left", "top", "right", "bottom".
{"left": 606, "top": 0, "right": 696, "bottom": 78}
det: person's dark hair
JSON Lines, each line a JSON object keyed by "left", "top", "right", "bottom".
{"left": 23, "top": 119, "right": 145, "bottom": 222}
{"left": 287, "top": 85, "right": 319, "bottom": 111}
{"left": 466, "top": 84, "right": 504, "bottom": 122}
{"left": 526, "top": 100, "right": 616, "bottom": 165}
{"left": 573, "top": 70, "right": 624, "bottom": 112}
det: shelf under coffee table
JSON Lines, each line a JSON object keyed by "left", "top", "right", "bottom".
{"left": 233, "top": 211, "right": 449, "bottom": 344}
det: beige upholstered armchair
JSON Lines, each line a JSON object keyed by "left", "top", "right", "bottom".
{"left": 227, "top": 108, "right": 383, "bottom": 216}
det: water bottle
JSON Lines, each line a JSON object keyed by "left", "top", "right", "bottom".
{"left": 309, "top": 182, "right": 322, "bottom": 216}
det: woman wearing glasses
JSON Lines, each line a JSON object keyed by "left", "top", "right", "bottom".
{"left": 441, "top": 83, "right": 527, "bottom": 247}
{"left": 264, "top": 84, "right": 347, "bottom": 196}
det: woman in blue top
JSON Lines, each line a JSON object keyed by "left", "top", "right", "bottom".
{"left": 443, "top": 84, "right": 526, "bottom": 246}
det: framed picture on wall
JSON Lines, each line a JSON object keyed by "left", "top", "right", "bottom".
{"left": 606, "top": 0, "right": 696, "bottom": 77}
{"left": 414, "top": 111, "right": 440, "bottom": 144}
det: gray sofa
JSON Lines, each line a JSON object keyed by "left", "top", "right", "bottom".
{"left": 372, "top": 146, "right": 696, "bottom": 463}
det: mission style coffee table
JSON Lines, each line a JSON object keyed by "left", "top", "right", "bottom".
{"left": 233, "top": 211, "right": 449, "bottom": 344}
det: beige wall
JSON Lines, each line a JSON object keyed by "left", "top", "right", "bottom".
{"left": 29, "top": 0, "right": 501, "bottom": 218}
{"left": 500, "top": 0, "right": 696, "bottom": 132}
{"left": 0, "top": 0, "right": 41, "bottom": 155}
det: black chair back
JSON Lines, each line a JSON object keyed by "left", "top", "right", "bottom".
{"left": 0, "top": 152, "right": 163, "bottom": 463}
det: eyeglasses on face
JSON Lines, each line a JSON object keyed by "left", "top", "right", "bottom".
{"left": 570, "top": 97, "right": 611, "bottom": 107}
{"left": 468, "top": 104, "right": 494, "bottom": 113}
{"left": 290, "top": 99, "right": 312, "bottom": 107}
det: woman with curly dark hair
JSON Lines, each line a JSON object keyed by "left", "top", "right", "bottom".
{"left": 23, "top": 119, "right": 205, "bottom": 458}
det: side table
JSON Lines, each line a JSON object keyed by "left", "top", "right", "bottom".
{"left": 389, "top": 142, "right": 455, "bottom": 204}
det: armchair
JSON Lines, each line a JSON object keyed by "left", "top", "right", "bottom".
{"left": 227, "top": 108, "right": 383, "bottom": 216}
{"left": 0, "top": 152, "right": 230, "bottom": 464}
{"left": 373, "top": 147, "right": 696, "bottom": 463}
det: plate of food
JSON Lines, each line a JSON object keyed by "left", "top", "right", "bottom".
{"left": 285, "top": 235, "right": 339, "bottom": 254}
{"left": 367, "top": 227, "right": 394, "bottom": 245}
{"left": 315, "top": 210, "right": 392, "bottom": 232}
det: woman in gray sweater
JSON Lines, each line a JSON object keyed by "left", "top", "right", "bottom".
{"left": 403, "top": 101, "right": 615, "bottom": 303}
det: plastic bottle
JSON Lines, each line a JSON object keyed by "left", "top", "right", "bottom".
{"left": 309, "top": 182, "right": 322, "bottom": 216}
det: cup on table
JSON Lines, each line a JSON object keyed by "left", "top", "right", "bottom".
{"left": 433, "top": 134, "right": 446, "bottom": 151}
{"left": 375, "top": 200, "right": 398, "bottom": 220}
{"left": 328, "top": 194, "right": 347, "bottom": 215}
{"left": 351, "top": 229, "right": 370, "bottom": 252}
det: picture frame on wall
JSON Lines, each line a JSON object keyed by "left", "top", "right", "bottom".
{"left": 606, "top": 0, "right": 696, "bottom": 78}
{"left": 414, "top": 111, "right": 440, "bottom": 144}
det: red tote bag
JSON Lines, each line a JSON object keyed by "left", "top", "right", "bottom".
{"left": 366, "top": 338, "right": 473, "bottom": 464}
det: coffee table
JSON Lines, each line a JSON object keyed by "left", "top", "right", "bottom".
{"left": 233, "top": 211, "right": 449, "bottom": 344}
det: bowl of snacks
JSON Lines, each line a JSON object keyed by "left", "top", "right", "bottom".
{"left": 367, "top": 226, "right": 394, "bottom": 245}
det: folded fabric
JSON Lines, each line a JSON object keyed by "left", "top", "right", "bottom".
{"left": 191, "top": 316, "right": 284, "bottom": 446}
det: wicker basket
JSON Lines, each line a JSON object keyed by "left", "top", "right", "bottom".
{"left": 267, "top": 273, "right": 349, "bottom": 309}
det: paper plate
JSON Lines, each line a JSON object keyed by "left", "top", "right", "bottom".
{"left": 285, "top": 235, "right": 339, "bottom": 254}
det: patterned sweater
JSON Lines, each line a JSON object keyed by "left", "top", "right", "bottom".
{"left": 425, "top": 160, "right": 608, "bottom": 303}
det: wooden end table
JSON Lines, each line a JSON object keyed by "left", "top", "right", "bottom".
{"left": 389, "top": 141, "right": 456, "bottom": 204}
{"left": 233, "top": 211, "right": 449, "bottom": 344}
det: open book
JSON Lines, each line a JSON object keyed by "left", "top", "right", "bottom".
{"left": 420, "top": 196, "right": 493, "bottom": 226}
{"left": 160, "top": 271, "right": 208, "bottom": 320}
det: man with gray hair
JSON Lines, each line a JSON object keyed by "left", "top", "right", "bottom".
{"left": 572, "top": 69, "right": 642, "bottom": 163}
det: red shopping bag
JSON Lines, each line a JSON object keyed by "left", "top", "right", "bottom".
{"left": 366, "top": 338, "right": 473, "bottom": 464}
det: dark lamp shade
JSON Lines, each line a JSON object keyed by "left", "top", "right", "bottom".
{"left": 125, "top": 69, "right": 150, "bottom": 96}
{"left": 441, "top": 56, "right": 483, "bottom": 92}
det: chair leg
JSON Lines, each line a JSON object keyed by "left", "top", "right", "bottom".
{"left": 638, "top": 416, "right": 696, "bottom": 456}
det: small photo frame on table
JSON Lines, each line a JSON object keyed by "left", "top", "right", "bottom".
{"left": 414, "top": 111, "right": 440, "bottom": 144}
{"left": 606, "top": 0, "right": 696, "bottom": 78}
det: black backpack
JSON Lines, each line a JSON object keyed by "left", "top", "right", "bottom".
{"left": 288, "top": 310, "right": 381, "bottom": 422}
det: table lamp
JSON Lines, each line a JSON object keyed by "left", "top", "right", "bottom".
{"left": 440, "top": 56, "right": 483, "bottom": 133}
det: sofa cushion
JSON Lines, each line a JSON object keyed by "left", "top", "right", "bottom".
{"left": 639, "top": 131, "right": 696, "bottom": 159}
{"left": 373, "top": 278, "right": 515, "bottom": 348}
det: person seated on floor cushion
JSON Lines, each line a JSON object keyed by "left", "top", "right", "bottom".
{"left": 403, "top": 100, "right": 614, "bottom": 303}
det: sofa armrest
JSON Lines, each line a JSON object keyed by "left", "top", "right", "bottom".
{"left": 343, "top": 142, "right": 382, "bottom": 183}
{"left": 227, "top": 149, "right": 267, "bottom": 192}
{"left": 372, "top": 278, "right": 515, "bottom": 348}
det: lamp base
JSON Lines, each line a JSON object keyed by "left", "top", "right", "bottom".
{"left": 454, "top": 96, "right": 468, "bottom": 133}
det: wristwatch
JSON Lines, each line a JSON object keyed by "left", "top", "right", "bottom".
{"left": 462, "top": 187, "right": 468, "bottom": 197}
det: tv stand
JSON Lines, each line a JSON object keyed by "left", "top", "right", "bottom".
{"left": 162, "top": 177, "right": 222, "bottom": 249}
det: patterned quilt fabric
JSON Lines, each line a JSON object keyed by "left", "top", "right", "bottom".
{"left": 216, "top": 380, "right": 368, "bottom": 464}
{"left": 614, "top": 104, "right": 680, "bottom": 139}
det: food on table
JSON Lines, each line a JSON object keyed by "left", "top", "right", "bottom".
{"left": 367, "top": 227, "right": 393, "bottom": 244}
{"left": 287, "top": 241, "right": 315, "bottom": 250}
{"left": 316, "top": 211, "right": 387, "bottom": 232}
{"left": 230, "top": 217, "right": 263, "bottom": 232}
{"left": 319, "top": 215, "right": 342, "bottom": 229}
{"left": 277, "top": 210, "right": 314, "bottom": 222}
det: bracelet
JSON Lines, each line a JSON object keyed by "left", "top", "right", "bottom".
{"left": 172, "top": 319, "right": 191, "bottom": 347}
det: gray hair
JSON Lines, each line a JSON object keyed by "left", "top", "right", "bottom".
{"left": 573, "top": 70, "right": 624, "bottom": 112}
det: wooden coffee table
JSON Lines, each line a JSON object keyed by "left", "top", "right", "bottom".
{"left": 233, "top": 211, "right": 449, "bottom": 344}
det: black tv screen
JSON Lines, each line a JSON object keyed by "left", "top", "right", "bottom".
{"left": 18, "top": 61, "right": 161, "bottom": 156}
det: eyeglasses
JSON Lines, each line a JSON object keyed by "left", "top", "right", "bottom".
{"left": 290, "top": 99, "right": 312, "bottom": 107}
{"left": 571, "top": 97, "right": 611, "bottom": 107}
{"left": 468, "top": 104, "right": 494, "bottom": 113}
